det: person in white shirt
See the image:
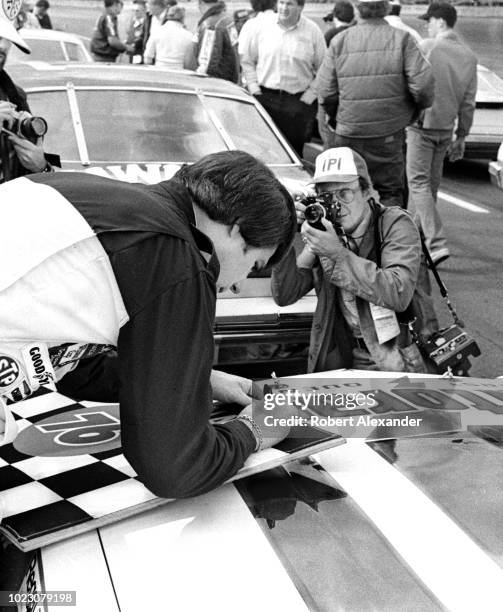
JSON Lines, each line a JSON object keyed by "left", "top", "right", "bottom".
{"left": 144, "top": 5, "right": 193, "bottom": 69}
{"left": 239, "top": 0, "right": 325, "bottom": 157}
{"left": 384, "top": 0, "right": 422, "bottom": 44}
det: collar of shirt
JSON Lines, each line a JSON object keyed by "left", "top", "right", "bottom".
{"left": 169, "top": 186, "right": 219, "bottom": 281}
{"left": 276, "top": 14, "right": 302, "bottom": 32}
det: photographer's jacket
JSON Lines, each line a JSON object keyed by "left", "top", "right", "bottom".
{"left": 0, "top": 173, "right": 255, "bottom": 498}
{"left": 272, "top": 203, "right": 422, "bottom": 372}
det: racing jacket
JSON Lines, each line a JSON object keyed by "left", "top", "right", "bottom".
{"left": 317, "top": 19, "right": 434, "bottom": 138}
{"left": 193, "top": 1, "right": 239, "bottom": 83}
{"left": 0, "top": 173, "right": 255, "bottom": 498}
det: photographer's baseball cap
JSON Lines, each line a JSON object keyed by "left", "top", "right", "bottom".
{"left": 0, "top": 16, "right": 31, "bottom": 53}
{"left": 419, "top": 2, "right": 457, "bottom": 26}
{"left": 312, "top": 147, "right": 370, "bottom": 184}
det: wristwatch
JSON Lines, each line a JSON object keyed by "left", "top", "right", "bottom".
{"left": 41, "top": 161, "right": 53, "bottom": 173}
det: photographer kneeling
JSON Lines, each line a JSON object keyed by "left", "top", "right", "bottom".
{"left": 272, "top": 147, "right": 428, "bottom": 373}
{"left": 0, "top": 19, "right": 57, "bottom": 182}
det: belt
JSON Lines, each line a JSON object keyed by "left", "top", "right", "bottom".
{"left": 260, "top": 86, "right": 303, "bottom": 98}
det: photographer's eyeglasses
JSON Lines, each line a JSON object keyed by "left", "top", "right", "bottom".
{"left": 325, "top": 187, "right": 357, "bottom": 204}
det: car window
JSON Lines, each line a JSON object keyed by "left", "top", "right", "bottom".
{"left": 26, "top": 91, "right": 79, "bottom": 161}
{"left": 204, "top": 97, "right": 293, "bottom": 164}
{"left": 64, "top": 42, "right": 88, "bottom": 62}
{"left": 76, "top": 90, "right": 227, "bottom": 162}
{"left": 23, "top": 39, "right": 65, "bottom": 62}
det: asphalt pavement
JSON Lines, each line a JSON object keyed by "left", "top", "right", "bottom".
{"left": 30, "top": 3, "right": 503, "bottom": 377}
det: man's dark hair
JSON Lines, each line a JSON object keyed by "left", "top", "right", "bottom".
{"left": 294, "top": 0, "right": 306, "bottom": 7}
{"left": 388, "top": 2, "right": 401, "bottom": 16}
{"left": 357, "top": 0, "right": 389, "bottom": 19}
{"left": 175, "top": 151, "right": 296, "bottom": 266}
{"left": 250, "top": 0, "right": 276, "bottom": 12}
{"left": 35, "top": 0, "right": 50, "bottom": 8}
{"left": 334, "top": 0, "right": 354, "bottom": 23}
{"left": 104, "top": 0, "right": 122, "bottom": 7}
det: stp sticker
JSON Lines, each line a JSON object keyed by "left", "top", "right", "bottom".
{"left": 0, "top": 354, "right": 22, "bottom": 388}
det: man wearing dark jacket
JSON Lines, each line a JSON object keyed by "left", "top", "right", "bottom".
{"left": 189, "top": 0, "right": 239, "bottom": 83}
{"left": 317, "top": 0, "right": 434, "bottom": 207}
{"left": 0, "top": 151, "right": 297, "bottom": 499}
{"left": 91, "top": 0, "right": 134, "bottom": 62}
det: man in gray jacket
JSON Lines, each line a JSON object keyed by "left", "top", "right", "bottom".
{"left": 272, "top": 147, "right": 427, "bottom": 373}
{"left": 406, "top": 2, "right": 477, "bottom": 265}
{"left": 317, "top": 0, "right": 434, "bottom": 208}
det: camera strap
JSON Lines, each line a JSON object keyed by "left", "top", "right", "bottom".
{"left": 374, "top": 205, "right": 464, "bottom": 329}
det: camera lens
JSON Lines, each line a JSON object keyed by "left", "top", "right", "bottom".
{"left": 19, "top": 116, "right": 48, "bottom": 140}
{"left": 305, "top": 203, "right": 325, "bottom": 224}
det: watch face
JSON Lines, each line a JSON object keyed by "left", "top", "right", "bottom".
{"left": 2, "top": 0, "right": 22, "bottom": 21}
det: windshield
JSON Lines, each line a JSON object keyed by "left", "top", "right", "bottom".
{"left": 27, "top": 88, "right": 294, "bottom": 165}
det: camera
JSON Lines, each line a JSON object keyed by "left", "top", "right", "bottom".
{"left": 419, "top": 324, "right": 481, "bottom": 375}
{"left": 13, "top": 114, "right": 48, "bottom": 141}
{"left": 4, "top": 112, "right": 48, "bottom": 141}
{"left": 300, "top": 193, "right": 340, "bottom": 232}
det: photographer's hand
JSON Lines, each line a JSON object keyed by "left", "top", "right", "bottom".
{"left": 8, "top": 134, "right": 48, "bottom": 173}
{"left": 0, "top": 101, "right": 17, "bottom": 129}
{"left": 301, "top": 218, "right": 345, "bottom": 260}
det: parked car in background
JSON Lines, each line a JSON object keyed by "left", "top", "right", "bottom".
{"left": 7, "top": 28, "right": 92, "bottom": 64}
{"left": 10, "top": 63, "right": 314, "bottom": 377}
{"left": 488, "top": 141, "right": 503, "bottom": 189}
{"left": 465, "top": 64, "right": 503, "bottom": 158}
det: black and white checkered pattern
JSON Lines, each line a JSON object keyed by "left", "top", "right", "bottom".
{"left": 0, "top": 389, "right": 158, "bottom": 550}
{"left": 0, "top": 388, "right": 341, "bottom": 551}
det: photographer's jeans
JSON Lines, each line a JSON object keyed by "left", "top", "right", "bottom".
{"left": 406, "top": 127, "right": 451, "bottom": 255}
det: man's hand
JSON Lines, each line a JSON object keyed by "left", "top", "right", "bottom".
{"left": 210, "top": 369, "right": 258, "bottom": 406}
{"left": 238, "top": 402, "right": 294, "bottom": 451}
{"left": 301, "top": 218, "right": 345, "bottom": 260}
{"left": 0, "top": 101, "right": 17, "bottom": 129}
{"left": 447, "top": 137, "right": 465, "bottom": 162}
{"left": 7, "top": 133, "right": 47, "bottom": 173}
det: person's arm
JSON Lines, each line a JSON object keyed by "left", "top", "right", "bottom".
{"left": 317, "top": 40, "right": 340, "bottom": 123}
{"left": 404, "top": 33, "right": 435, "bottom": 111}
{"left": 239, "top": 21, "right": 261, "bottom": 95}
{"left": 271, "top": 245, "right": 315, "bottom": 307}
{"left": 315, "top": 212, "right": 421, "bottom": 313}
{"left": 105, "top": 14, "right": 127, "bottom": 52}
{"left": 453, "top": 59, "right": 477, "bottom": 140}
{"left": 143, "top": 32, "right": 156, "bottom": 65}
{"left": 117, "top": 269, "right": 257, "bottom": 499}
{"left": 300, "top": 25, "right": 326, "bottom": 106}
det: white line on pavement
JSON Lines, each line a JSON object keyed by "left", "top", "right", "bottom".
{"left": 438, "top": 191, "right": 489, "bottom": 213}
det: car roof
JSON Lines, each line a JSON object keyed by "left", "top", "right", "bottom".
{"left": 18, "top": 27, "right": 87, "bottom": 44}
{"left": 10, "top": 63, "right": 252, "bottom": 98}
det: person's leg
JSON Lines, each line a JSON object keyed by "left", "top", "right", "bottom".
{"left": 259, "top": 91, "right": 300, "bottom": 153}
{"left": 362, "top": 131, "right": 406, "bottom": 208}
{"left": 406, "top": 128, "right": 449, "bottom": 255}
{"left": 335, "top": 132, "right": 405, "bottom": 207}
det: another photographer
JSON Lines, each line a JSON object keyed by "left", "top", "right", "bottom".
{"left": 0, "top": 19, "right": 56, "bottom": 182}
{"left": 272, "top": 147, "right": 428, "bottom": 373}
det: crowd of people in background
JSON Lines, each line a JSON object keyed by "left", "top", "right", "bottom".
{"left": 8, "top": 0, "right": 479, "bottom": 264}
{"left": 85, "top": 0, "right": 476, "bottom": 267}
